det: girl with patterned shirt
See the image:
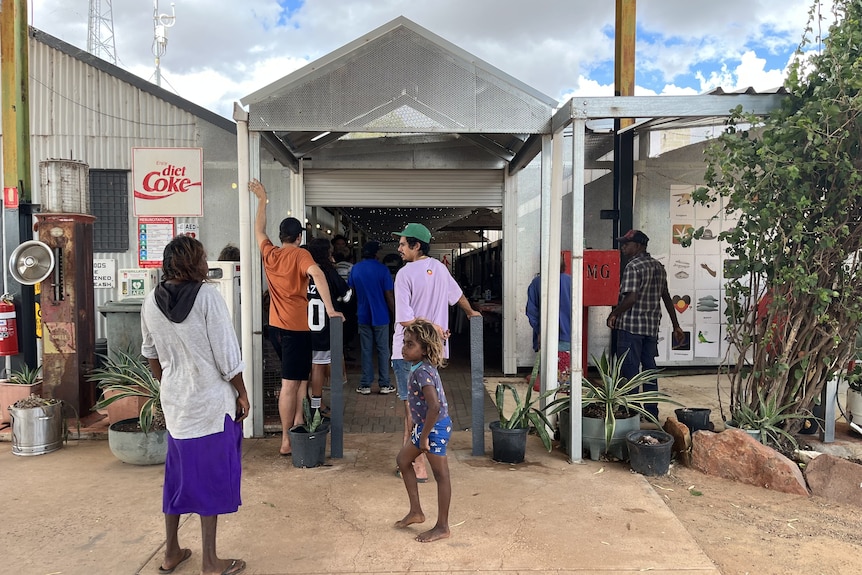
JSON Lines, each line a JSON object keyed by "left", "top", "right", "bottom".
{"left": 394, "top": 318, "right": 452, "bottom": 542}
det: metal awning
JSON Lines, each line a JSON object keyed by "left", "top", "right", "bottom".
{"left": 240, "top": 16, "right": 559, "bottom": 175}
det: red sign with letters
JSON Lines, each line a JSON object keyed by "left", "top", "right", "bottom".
{"left": 582, "top": 250, "right": 620, "bottom": 307}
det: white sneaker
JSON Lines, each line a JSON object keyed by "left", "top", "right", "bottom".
{"left": 378, "top": 385, "right": 396, "bottom": 395}
{"left": 355, "top": 386, "right": 371, "bottom": 395}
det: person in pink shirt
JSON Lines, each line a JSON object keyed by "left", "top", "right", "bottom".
{"left": 391, "top": 223, "right": 480, "bottom": 481}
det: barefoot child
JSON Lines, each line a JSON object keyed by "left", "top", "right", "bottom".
{"left": 394, "top": 319, "right": 452, "bottom": 542}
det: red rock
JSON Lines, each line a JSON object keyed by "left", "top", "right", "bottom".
{"left": 803, "top": 453, "right": 862, "bottom": 507}
{"left": 663, "top": 417, "right": 691, "bottom": 467}
{"left": 691, "top": 428, "right": 809, "bottom": 496}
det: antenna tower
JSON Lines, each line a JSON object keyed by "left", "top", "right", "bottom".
{"left": 87, "top": 0, "right": 117, "bottom": 64}
{"left": 152, "top": 1, "right": 177, "bottom": 88}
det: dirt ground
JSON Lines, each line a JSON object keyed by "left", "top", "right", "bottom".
{"left": 653, "top": 464, "right": 860, "bottom": 575}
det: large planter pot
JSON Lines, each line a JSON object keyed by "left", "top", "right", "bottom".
{"left": 724, "top": 420, "right": 762, "bottom": 443}
{"left": 108, "top": 418, "right": 167, "bottom": 465}
{"left": 0, "top": 381, "right": 43, "bottom": 426}
{"left": 288, "top": 423, "right": 329, "bottom": 468}
{"left": 674, "top": 408, "right": 712, "bottom": 434}
{"left": 582, "top": 412, "right": 640, "bottom": 461}
{"left": 8, "top": 399, "right": 63, "bottom": 456}
{"left": 489, "top": 420, "right": 528, "bottom": 464}
{"left": 96, "top": 388, "right": 147, "bottom": 425}
{"left": 847, "top": 388, "right": 862, "bottom": 428}
{"left": 626, "top": 430, "right": 674, "bottom": 476}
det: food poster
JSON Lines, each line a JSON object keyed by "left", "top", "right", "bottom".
{"left": 695, "top": 193, "right": 722, "bottom": 222}
{"left": 670, "top": 184, "right": 696, "bottom": 220}
{"left": 695, "top": 289, "right": 721, "bottom": 324}
{"left": 669, "top": 327, "right": 693, "bottom": 361}
{"left": 670, "top": 223, "right": 695, "bottom": 254}
{"left": 695, "top": 324, "right": 721, "bottom": 358}
{"left": 666, "top": 185, "right": 737, "bottom": 362}
{"left": 695, "top": 255, "right": 722, "bottom": 289}
{"left": 693, "top": 220, "right": 721, "bottom": 255}
{"left": 667, "top": 255, "right": 694, "bottom": 286}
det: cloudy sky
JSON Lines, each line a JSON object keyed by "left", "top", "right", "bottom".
{"left": 30, "top": 0, "right": 833, "bottom": 119}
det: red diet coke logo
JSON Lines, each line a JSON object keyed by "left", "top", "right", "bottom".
{"left": 134, "top": 164, "right": 201, "bottom": 200}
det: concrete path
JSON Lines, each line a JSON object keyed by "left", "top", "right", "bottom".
{"left": 1, "top": 429, "right": 719, "bottom": 575}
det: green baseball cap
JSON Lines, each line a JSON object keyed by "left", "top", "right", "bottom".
{"left": 393, "top": 223, "right": 432, "bottom": 243}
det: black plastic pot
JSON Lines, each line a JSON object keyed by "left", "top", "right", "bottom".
{"left": 288, "top": 423, "right": 329, "bottom": 468}
{"left": 625, "top": 430, "right": 674, "bottom": 476}
{"left": 489, "top": 420, "right": 528, "bottom": 464}
{"left": 674, "top": 408, "right": 712, "bottom": 434}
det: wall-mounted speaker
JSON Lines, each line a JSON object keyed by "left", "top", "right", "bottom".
{"left": 9, "top": 240, "right": 55, "bottom": 285}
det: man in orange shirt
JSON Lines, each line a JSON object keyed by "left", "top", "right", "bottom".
{"left": 249, "top": 179, "right": 344, "bottom": 456}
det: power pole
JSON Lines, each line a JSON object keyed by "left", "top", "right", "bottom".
{"left": 613, "top": 0, "right": 636, "bottom": 244}
{"left": 87, "top": 0, "right": 118, "bottom": 64}
{"left": 1, "top": 0, "right": 39, "bottom": 369}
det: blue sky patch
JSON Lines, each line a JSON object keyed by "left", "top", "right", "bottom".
{"left": 277, "top": 0, "right": 304, "bottom": 27}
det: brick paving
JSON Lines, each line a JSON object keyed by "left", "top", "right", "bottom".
{"left": 265, "top": 332, "right": 502, "bottom": 434}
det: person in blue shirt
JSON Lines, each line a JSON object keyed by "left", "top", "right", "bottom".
{"left": 348, "top": 241, "right": 396, "bottom": 394}
{"left": 526, "top": 254, "right": 572, "bottom": 353}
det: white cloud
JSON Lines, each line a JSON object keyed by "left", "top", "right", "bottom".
{"left": 29, "top": 0, "right": 825, "bottom": 118}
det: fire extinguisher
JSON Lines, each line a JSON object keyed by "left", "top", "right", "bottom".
{"left": 0, "top": 297, "right": 19, "bottom": 356}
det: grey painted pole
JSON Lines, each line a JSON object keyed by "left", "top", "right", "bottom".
{"left": 470, "top": 315, "right": 485, "bottom": 456}
{"left": 819, "top": 376, "right": 836, "bottom": 443}
{"left": 330, "top": 316, "right": 344, "bottom": 458}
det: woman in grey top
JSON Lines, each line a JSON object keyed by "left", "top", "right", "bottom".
{"left": 141, "top": 235, "right": 249, "bottom": 575}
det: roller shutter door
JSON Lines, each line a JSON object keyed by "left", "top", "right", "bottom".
{"left": 304, "top": 169, "right": 503, "bottom": 207}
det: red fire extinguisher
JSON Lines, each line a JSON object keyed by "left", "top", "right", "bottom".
{"left": 0, "top": 297, "right": 19, "bottom": 356}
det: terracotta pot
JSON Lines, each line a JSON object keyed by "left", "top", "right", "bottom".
{"left": 0, "top": 380, "right": 43, "bottom": 426}
{"left": 97, "top": 388, "right": 147, "bottom": 424}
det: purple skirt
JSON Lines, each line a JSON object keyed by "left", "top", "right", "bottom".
{"left": 163, "top": 413, "right": 243, "bottom": 516}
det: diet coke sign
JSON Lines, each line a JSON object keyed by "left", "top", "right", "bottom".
{"left": 132, "top": 147, "right": 203, "bottom": 216}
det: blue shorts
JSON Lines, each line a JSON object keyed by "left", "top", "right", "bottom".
{"left": 410, "top": 416, "right": 452, "bottom": 456}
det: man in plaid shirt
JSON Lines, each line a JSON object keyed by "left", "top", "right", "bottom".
{"left": 606, "top": 229, "right": 684, "bottom": 418}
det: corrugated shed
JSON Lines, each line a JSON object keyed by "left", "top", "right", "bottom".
{"left": 6, "top": 29, "right": 247, "bottom": 340}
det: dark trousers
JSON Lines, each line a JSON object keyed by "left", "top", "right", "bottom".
{"left": 617, "top": 329, "right": 660, "bottom": 418}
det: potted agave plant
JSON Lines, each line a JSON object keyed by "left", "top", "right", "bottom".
{"left": 489, "top": 376, "right": 556, "bottom": 464}
{"left": 724, "top": 388, "right": 809, "bottom": 449}
{"left": 287, "top": 397, "right": 330, "bottom": 468}
{"left": 549, "top": 350, "right": 681, "bottom": 461}
{"left": 90, "top": 349, "right": 166, "bottom": 465}
{"left": 0, "top": 364, "right": 43, "bottom": 427}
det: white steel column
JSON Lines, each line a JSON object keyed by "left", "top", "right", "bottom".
{"left": 538, "top": 136, "right": 552, "bottom": 373}
{"left": 233, "top": 102, "right": 259, "bottom": 438}
{"left": 502, "top": 170, "right": 518, "bottom": 374}
{"left": 289, "top": 162, "right": 305, "bottom": 224}
{"left": 568, "top": 113, "right": 587, "bottom": 462}
{"left": 540, "top": 134, "right": 563, "bottom": 398}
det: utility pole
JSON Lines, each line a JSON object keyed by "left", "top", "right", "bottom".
{"left": 152, "top": 0, "right": 176, "bottom": 88}
{"left": 610, "top": 0, "right": 636, "bottom": 359}
{"left": 88, "top": 0, "right": 118, "bottom": 64}
{"left": 1, "top": 0, "right": 39, "bottom": 369}
{"left": 613, "top": 0, "right": 636, "bottom": 243}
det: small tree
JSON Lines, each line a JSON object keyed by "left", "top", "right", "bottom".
{"left": 692, "top": 0, "right": 862, "bottom": 437}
